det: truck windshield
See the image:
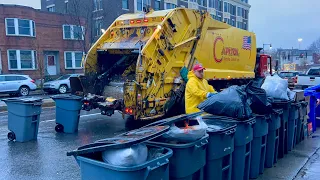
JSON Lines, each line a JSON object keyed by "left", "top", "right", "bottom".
{"left": 307, "top": 69, "right": 320, "bottom": 76}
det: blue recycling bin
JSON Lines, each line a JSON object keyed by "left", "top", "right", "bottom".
{"left": 304, "top": 85, "right": 320, "bottom": 132}
{"left": 250, "top": 114, "right": 269, "bottom": 178}
{"left": 2, "top": 98, "right": 43, "bottom": 142}
{"left": 51, "top": 95, "right": 82, "bottom": 133}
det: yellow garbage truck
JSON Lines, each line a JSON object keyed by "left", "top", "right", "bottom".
{"left": 70, "top": 8, "right": 272, "bottom": 121}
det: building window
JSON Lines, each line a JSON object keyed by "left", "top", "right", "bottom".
{"left": 94, "top": 18, "right": 103, "bottom": 37}
{"left": 209, "top": 0, "right": 214, "bottom": 8}
{"left": 154, "top": 0, "right": 161, "bottom": 10}
{"left": 218, "top": 0, "right": 223, "bottom": 11}
{"left": 5, "top": 18, "right": 36, "bottom": 37}
{"left": 122, "top": 0, "right": 129, "bottom": 9}
{"left": 224, "top": 2, "right": 228, "bottom": 12}
{"left": 64, "top": 52, "right": 83, "bottom": 69}
{"left": 47, "top": 4, "right": 55, "bottom": 12}
{"left": 93, "top": 0, "right": 102, "bottom": 11}
{"left": 165, "top": 3, "right": 177, "bottom": 9}
{"left": 7, "top": 50, "right": 36, "bottom": 70}
{"left": 137, "top": 0, "right": 151, "bottom": 12}
{"left": 197, "top": 0, "right": 206, "bottom": 6}
{"left": 63, "top": 25, "right": 85, "bottom": 40}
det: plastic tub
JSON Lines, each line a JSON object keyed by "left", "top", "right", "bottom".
{"left": 202, "top": 116, "right": 237, "bottom": 180}
{"left": 148, "top": 134, "right": 209, "bottom": 180}
{"left": 51, "top": 95, "right": 82, "bottom": 133}
{"left": 3, "top": 98, "right": 43, "bottom": 142}
{"left": 265, "top": 109, "right": 282, "bottom": 168}
{"left": 75, "top": 144, "right": 172, "bottom": 180}
{"left": 272, "top": 99, "right": 290, "bottom": 158}
{"left": 250, "top": 114, "right": 269, "bottom": 178}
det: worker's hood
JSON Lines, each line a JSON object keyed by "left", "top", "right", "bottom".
{"left": 187, "top": 71, "right": 202, "bottom": 81}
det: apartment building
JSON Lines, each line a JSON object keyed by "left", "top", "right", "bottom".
{"left": 41, "top": 0, "right": 250, "bottom": 41}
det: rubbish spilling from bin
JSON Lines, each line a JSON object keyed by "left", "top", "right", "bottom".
{"left": 2, "top": 97, "right": 43, "bottom": 142}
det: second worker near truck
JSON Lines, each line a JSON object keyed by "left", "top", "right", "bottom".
{"left": 185, "top": 64, "right": 217, "bottom": 114}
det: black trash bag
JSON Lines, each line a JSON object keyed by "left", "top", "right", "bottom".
{"left": 198, "top": 85, "right": 252, "bottom": 120}
{"left": 245, "top": 80, "right": 273, "bottom": 115}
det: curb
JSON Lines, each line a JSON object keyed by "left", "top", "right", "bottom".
{"left": 0, "top": 101, "right": 56, "bottom": 112}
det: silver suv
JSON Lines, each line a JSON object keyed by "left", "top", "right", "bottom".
{"left": 0, "top": 74, "right": 37, "bottom": 96}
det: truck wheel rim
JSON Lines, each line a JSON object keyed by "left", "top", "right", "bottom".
{"left": 21, "top": 88, "right": 28, "bottom": 96}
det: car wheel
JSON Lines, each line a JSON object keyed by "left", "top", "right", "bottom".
{"left": 59, "top": 85, "right": 68, "bottom": 94}
{"left": 19, "top": 86, "right": 30, "bottom": 96}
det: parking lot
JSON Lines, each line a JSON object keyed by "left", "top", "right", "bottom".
{"left": 0, "top": 107, "right": 127, "bottom": 180}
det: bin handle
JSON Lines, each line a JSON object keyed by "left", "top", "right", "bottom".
{"left": 33, "top": 102, "right": 43, "bottom": 106}
{"left": 225, "top": 128, "right": 236, "bottom": 135}
{"left": 144, "top": 159, "right": 169, "bottom": 178}
{"left": 247, "top": 120, "right": 256, "bottom": 126}
{"left": 194, "top": 140, "right": 208, "bottom": 150}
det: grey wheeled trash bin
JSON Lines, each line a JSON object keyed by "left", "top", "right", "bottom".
{"left": 52, "top": 94, "right": 82, "bottom": 133}
{"left": 3, "top": 97, "right": 43, "bottom": 142}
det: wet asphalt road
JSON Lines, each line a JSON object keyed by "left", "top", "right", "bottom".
{"left": 0, "top": 107, "right": 127, "bottom": 180}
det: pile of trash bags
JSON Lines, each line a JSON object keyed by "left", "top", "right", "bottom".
{"left": 198, "top": 78, "right": 276, "bottom": 119}
{"left": 261, "top": 74, "right": 289, "bottom": 100}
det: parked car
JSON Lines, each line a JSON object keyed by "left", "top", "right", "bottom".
{"left": 43, "top": 74, "right": 82, "bottom": 94}
{"left": 296, "top": 67, "right": 320, "bottom": 89}
{"left": 0, "top": 74, "right": 37, "bottom": 96}
{"left": 277, "top": 71, "right": 303, "bottom": 89}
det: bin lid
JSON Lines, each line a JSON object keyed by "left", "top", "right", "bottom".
{"left": 2, "top": 97, "right": 43, "bottom": 103}
{"left": 202, "top": 114, "right": 256, "bottom": 125}
{"left": 272, "top": 99, "right": 289, "bottom": 104}
{"left": 67, "top": 125, "right": 170, "bottom": 157}
{"left": 51, "top": 94, "right": 82, "bottom": 100}
{"left": 202, "top": 117, "right": 237, "bottom": 134}
{"left": 142, "top": 111, "right": 203, "bottom": 127}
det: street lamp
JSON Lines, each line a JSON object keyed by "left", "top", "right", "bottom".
{"left": 263, "top": 43, "right": 272, "bottom": 53}
{"left": 298, "top": 38, "right": 303, "bottom": 50}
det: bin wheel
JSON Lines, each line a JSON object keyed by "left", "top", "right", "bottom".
{"left": 55, "top": 124, "right": 64, "bottom": 133}
{"left": 7, "top": 132, "right": 15, "bottom": 141}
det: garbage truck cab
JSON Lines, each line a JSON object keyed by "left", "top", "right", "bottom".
{"left": 70, "top": 8, "right": 273, "bottom": 121}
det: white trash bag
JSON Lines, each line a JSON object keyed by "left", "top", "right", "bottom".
{"left": 102, "top": 143, "right": 148, "bottom": 167}
{"left": 162, "top": 116, "right": 208, "bottom": 143}
{"left": 261, "top": 74, "right": 289, "bottom": 100}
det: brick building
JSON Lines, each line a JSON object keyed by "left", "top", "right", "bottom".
{"left": 0, "top": 4, "right": 90, "bottom": 79}
{"left": 41, "top": 0, "right": 250, "bottom": 42}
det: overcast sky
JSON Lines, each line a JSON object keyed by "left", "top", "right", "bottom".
{"left": 250, "top": 0, "right": 320, "bottom": 50}
{"left": 0, "top": 0, "right": 318, "bottom": 49}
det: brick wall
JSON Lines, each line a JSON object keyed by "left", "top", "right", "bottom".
{"left": 0, "top": 5, "right": 89, "bottom": 79}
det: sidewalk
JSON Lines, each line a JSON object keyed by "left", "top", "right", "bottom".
{"left": 257, "top": 131, "right": 320, "bottom": 180}
{"left": 294, "top": 142, "right": 320, "bottom": 180}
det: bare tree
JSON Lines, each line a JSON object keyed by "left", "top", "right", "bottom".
{"left": 32, "top": 38, "right": 45, "bottom": 93}
{"left": 63, "top": 0, "right": 93, "bottom": 53}
{"left": 308, "top": 37, "right": 320, "bottom": 53}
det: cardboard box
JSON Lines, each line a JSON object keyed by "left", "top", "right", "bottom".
{"left": 292, "top": 90, "right": 305, "bottom": 102}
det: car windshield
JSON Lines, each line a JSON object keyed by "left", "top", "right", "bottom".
{"left": 56, "top": 75, "right": 71, "bottom": 80}
{"left": 279, "top": 72, "right": 298, "bottom": 78}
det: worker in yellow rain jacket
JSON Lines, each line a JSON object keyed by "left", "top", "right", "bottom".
{"left": 185, "top": 64, "right": 217, "bottom": 114}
